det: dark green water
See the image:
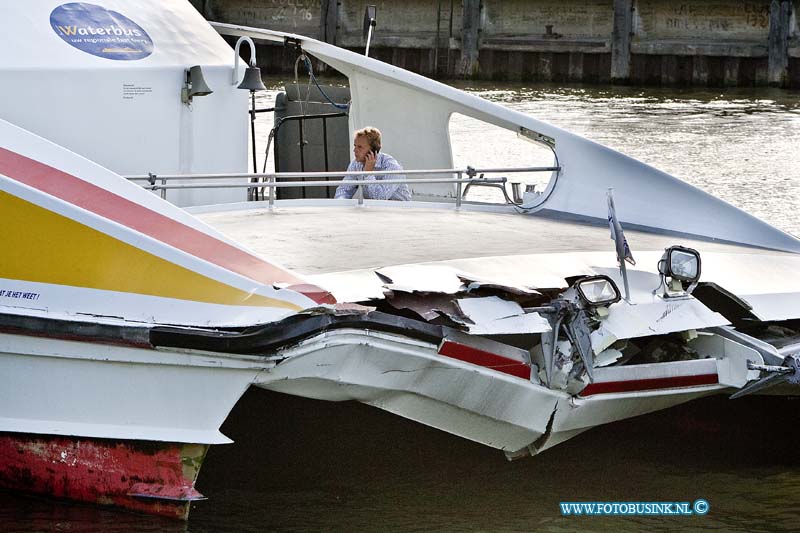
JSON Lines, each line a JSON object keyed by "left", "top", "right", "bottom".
{"left": 449, "top": 82, "right": 800, "bottom": 238}
{"left": 253, "top": 80, "right": 800, "bottom": 236}
{"left": 4, "top": 391, "right": 800, "bottom": 532}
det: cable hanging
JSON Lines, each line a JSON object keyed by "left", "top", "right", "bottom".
{"left": 301, "top": 55, "right": 350, "bottom": 111}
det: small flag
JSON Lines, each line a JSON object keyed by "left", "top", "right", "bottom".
{"left": 607, "top": 189, "right": 636, "bottom": 267}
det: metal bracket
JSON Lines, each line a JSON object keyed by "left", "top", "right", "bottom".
{"left": 460, "top": 170, "right": 517, "bottom": 205}
{"left": 284, "top": 36, "right": 303, "bottom": 56}
{"left": 730, "top": 353, "right": 800, "bottom": 399}
{"left": 565, "top": 309, "right": 595, "bottom": 382}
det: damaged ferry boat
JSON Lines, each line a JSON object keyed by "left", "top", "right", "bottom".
{"left": 2, "top": 0, "right": 800, "bottom": 519}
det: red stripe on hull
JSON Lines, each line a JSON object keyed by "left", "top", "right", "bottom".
{"left": 579, "top": 373, "right": 719, "bottom": 397}
{"left": 439, "top": 340, "right": 531, "bottom": 380}
{"left": 0, "top": 148, "right": 334, "bottom": 304}
{"left": 0, "top": 433, "right": 208, "bottom": 520}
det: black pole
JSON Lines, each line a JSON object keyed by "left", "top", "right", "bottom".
{"left": 249, "top": 90, "right": 258, "bottom": 200}
{"left": 322, "top": 116, "right": 330, "bottom": 197}
{"left": 298, "top": 119, "right": 306, "bottom": 199}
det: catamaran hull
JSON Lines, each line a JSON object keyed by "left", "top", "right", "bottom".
{"left": 0, "top": 433, "right": 207, "bottom": 520}
{"left": 0, "top": 327, "right": 274, "bottom": 517}
{"left": 0, "top": 310, "right": 778, "bottom": 517}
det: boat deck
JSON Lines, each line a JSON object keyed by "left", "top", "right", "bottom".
{"left": 195, "top": 202, "right": 767, "bottom": 276}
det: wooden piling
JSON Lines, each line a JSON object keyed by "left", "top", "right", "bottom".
{"left": 692, "top": 56, "right": 709, "bottom": 86}
{"left": 611, "top": 0, "right": 633, "bottom": 83}
{"left": 568, "top": 52, "right": 584, "bottom": 83}
{"left": 768, "top": 0, "right": 791, "bottom": 86}
{"left": 459, "top": 0, "right": 481, "bottom": 78}
{"left": 320, "top": 0, "right": 338, "bottom": 45}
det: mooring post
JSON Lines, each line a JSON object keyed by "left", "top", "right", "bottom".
{"left": 460, "top": 0, "right": 481, "bottom": 78}
{"left": 693, "top": 55, "right": 710, "bottom": 86}
{"left": 768, "top": 0, "right": 791, "bottom": 87}
{"left": 568, "top": 52, "right": 584, "bottom": 82}
{"left": 611, "top": 0, "right": 633, "bottom": 83}
{"left": 320, "top": 0, "right": 338, "bottom": 45}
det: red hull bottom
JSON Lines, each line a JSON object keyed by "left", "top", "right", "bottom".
{"left": 0, "top": 432, "right": 208, "bottom": 520}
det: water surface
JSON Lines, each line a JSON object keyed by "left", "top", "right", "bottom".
{"left": 254, "top": 80, "right": 800, "bottom": 236}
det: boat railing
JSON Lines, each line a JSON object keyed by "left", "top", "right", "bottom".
{"left": 125, "top": 165, "right": 560, "bottom": 208}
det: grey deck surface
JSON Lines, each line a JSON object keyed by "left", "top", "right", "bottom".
{"left": 197, "top": 204, "right": 766, "bottom": 275}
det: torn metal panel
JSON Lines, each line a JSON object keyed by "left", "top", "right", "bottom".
{"left": 565, "top": 310, "right": 596, "bottom": 381}
{"left": 457, "top": 272, "right": 541, "bottom": 296}
{"left": 425, "top": 253, "right": 600, "bottom": 290}
{"left": 307, "top": 249, "right": 800, "bottom": 324}
{"left": 590, "top": 297, "right": 729, "bottom": 353}
{"left": 307, "top": 270, "right": 388, "bottom": 302}
{"left": 385, "top": 291, "right": 466, "bottom": 324}
{"left": 538, "top": 339, "right": 588, "bottom": 394}
{"left": 330, "top": 302, "right": 376, "bottom": 315}
{"left": 301, "top": 302, "right": 376, "bottom": 316}
{"left": 455, "top": 296, "right": 551, "bottom": 335}
{"left": 376, "top": 265, "right": 465, "bottom": 294}
{"left": 594, "top": 347, "right": 623, "bottom": 367}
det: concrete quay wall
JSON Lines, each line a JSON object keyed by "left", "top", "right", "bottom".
{"left": 194, "top": 0, "right": 800, "bottom": 87}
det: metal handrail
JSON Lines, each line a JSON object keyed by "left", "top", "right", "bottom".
{"left": 140, "top": 177, "right": 506, "bottom": 189}
{"left": 126, "top": 165, "right": 561, "bottom": 208}
{"left": 125, "top": 166, "right": 560, "bottom": 181}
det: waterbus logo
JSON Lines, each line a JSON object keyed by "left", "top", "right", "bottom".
{"left": 50, "top": 2, "right": 153, "bottom": 61}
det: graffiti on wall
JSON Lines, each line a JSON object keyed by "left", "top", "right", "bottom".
{"left": 485, "top": 1, "right": 612, "bottom": 39}
{"left": 219, "top": 0, "right": 320, "bottom": 30}
{"left": 638, "top": 1, "right": 770, "bottom": 39}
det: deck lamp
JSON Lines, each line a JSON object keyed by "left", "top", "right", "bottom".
{"left": 659, "top": 246, "right": 701, "bottom": 283}
{"left": 657, "top": 245, "right": 701, "bottom": 297}
{"left": 181, "top": 65, "right": 213, "bottom": 104}
{"left": 575, "top": 275, "right": 621, "bottom": 307}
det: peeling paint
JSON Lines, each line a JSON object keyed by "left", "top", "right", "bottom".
{"left": 0, "top": 433, "right": 207, "bottom": 520}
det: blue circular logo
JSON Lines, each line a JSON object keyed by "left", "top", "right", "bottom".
{"left": 50, "top": 3, "right": 153, "bottom": 61}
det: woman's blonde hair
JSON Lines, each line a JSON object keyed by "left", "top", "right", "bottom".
{"left": 354, "top": 126, "right": 382, "bottom": 152}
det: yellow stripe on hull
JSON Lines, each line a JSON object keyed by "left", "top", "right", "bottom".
{"left": 0, "top": 191, "right": 301, "bottom": 310}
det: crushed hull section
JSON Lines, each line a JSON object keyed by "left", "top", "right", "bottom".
{"left": 256, "top": 329, "right": 562, "bottom": 452}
